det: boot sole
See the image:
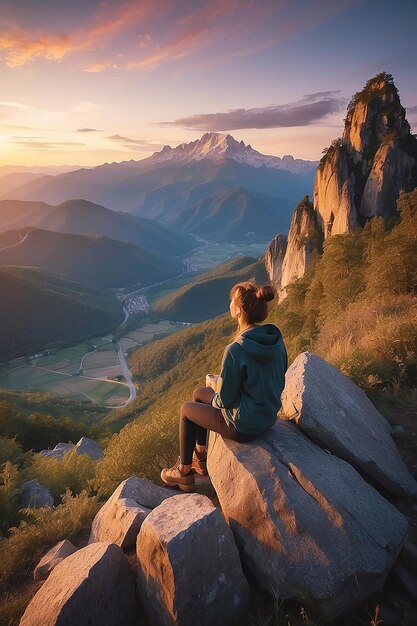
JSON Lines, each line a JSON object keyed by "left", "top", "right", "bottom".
{"left": 178, "top": 483, "right": 195, "bottom": 492}
{"left": 161, "top": 479, "right": 195, "bottom": 491}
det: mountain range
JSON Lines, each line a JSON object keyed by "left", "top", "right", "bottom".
{"left": 0, "top": 198, "right": 194, "bottom": 256}
{"left": 1, "top": 133, "right": 316, "bottom": 240}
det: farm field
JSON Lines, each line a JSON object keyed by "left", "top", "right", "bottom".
{"left": 0, "top": 336, "right": 128, "bottom": 407}
{"left": 122, "top": 321, "right": 178, "bottom": 347}
{"left": 184, "top": 240, "right": 268, "bottom": 270}
{"left": 0, "top": 323, "right": 182, "bottom": 407}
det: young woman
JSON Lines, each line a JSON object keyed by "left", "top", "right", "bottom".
{"left": 161, "top": 280, "right": 288, "bottom": 491}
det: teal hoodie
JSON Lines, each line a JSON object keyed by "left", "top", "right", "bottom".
{"left": 211, "top": 324, "right": 288, "bottom": 434}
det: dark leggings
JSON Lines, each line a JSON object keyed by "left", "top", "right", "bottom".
{"left": 180, "top": 386, "right": 258, "bottom": 465}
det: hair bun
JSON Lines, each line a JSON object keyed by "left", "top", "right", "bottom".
{"left": 256, "top": 285, "right": 275, "bottom": 302}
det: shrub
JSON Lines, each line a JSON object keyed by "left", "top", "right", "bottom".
{"left": 0, "top": 490, "right": 99, "bottom": 589}
{"left": 0, "top": 437, "right": 26, "bottom": 467}
{"left": 25, "top": 451, "right": 96, "bottom": 499}
{"left": 0, "top": 462, "right": 21, "bottom": 536}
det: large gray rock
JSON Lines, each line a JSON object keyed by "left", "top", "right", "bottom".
{"left": 281, "top": 352, "right": 417, "bottom": 496}
{"left": 207, "top": 421, "right": 408, "bottom": 620}
{"left": 20, "top": 480, "right": 54, "bottom": 508}
{"left": 34, "top": 539, "right": 77, "bottom": 581}
{"left": 75, "top": 437, "right": 103, "bottom": 460}
{"left": 39, "top": 438, "right": 103, "bottom": 461}
{"left": 136, "top": 493, "right": 249, "bottom": 626}
{"left": 20, "top": 542, "right": 137, "bottom": 626}
{"left": 39, "top": 443, "right": 75, "bottom": 460}
{"left": 89, "top": 477, "right": 177, "bottom": 549}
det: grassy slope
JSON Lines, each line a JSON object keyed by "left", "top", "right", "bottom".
{"left": 0, "top": 267, "right": 123, "bottom": 361}
{"left": 152, "top": 255, "right": 268, "bottom": 322}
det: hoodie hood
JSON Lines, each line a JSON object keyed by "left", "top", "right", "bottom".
{"left": 236, "top": 323, "right": 283, "bottom": 364}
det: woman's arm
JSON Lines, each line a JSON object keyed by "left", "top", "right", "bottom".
{"left": 211, "top": 348, "right": 241, "bottom": 410}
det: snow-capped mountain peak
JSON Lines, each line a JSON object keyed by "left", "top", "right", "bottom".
{"left": 146, "top": 132, "right": 317, "bottom": 174}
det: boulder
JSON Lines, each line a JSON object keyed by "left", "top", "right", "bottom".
{"left": 281, "top": 352, "right": 417, "bottom": 496}
{"left": 89, "top": 477, "right": 177, "bottom": 549}
{"left": 39, "top": 439, "right": 103, "bottom": 461}
{"left": 20, "top": 480, "right": 54, "bottom": 508}
{"left": 20, "top": 542, "right": 137, "bottom": 626}
{"left": 75, "top": 437, "right": 103, "bottom": 460}
{"left": 39, "top": 443, "right": 75, "bottom": 460}
{"left": 136, "top": 493, "right": 250, "bottom": 626}
{"left": 207, "top": 420, "right": 408, "bottom": 620}
{"left": 34, "top": 539, "right": 77, "bottom": 581}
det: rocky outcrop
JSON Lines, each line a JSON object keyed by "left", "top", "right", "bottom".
{"left": 281, "top": 352, "right": 417, "bottom": 497}
{"left": 136, "top": 493, "right": 250, "bottom": 626}
{"left": 314, "top": 73, "right": 417, "bottom": 238}
{"left": 75, "top": 437, "right": 103, "bottom": 460}
{"left": 40, "top": 443, "right": 74, "bottom": 460}
{"left": 267, "top": 73, "right": 417, "bottom": 297}
{"left": 276, "top": 196, "right": 322, "bottom": 301}
{"left": 313, "top": 144, "right": 357, "bottom": 237}
{"left": 89, "top": 477, "right": 177, "bottom": 549}
{"left": 265, "top": 234, "right": 287, "bottom": 291}
{"left": 207, "top": 421, "right": 408, "bottom": 620}
{"left": 20, "top": 542, "right": 137, "bottom": 626}
{"left": 20, "top": 480, "right": 54, "bottom": 508}
{"left": 33, "top": 540, "right": 77, "bottom": 581}
{"left": 360, "top": 139, "right": 417, "bottom": 219}
{"left": 40, "top": 437, "right": 103, "bottom": 461}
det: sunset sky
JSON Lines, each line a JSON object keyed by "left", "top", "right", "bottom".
{"left": 0, "top": 0, "right": 416, "bottom": 168}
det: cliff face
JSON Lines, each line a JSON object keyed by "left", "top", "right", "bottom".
{"left": 265, "top": 234, "right": 287, "bottom": 292}
{"left": 276, "top": 197, "right": 321, "bottom": 301}
{"left": 266, "top": 74, "right": 417, "bottom": 301}
{"left": 314, "top": 73, "right": 417, "bottom": 238}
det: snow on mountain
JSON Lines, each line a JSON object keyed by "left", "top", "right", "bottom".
{"left": 144, "top": 132, "right": 318, "bottom": 174}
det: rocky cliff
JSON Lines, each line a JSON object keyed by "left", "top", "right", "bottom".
{"left": 264, "top": 234, "right": 287, "bottom": 292}
{"left": 267, "top": 73, "right": 417, "bottom": 297}
{"left": 315, "top": 72, "right": 417, "bottom": 237}
{"left": 267, "top": 196, "right": 322, "bottom": 301}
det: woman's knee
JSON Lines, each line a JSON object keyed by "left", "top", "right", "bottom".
{"left": 180, "top": 401, "right": 194, "bottom": 418}
{"left": 192, "top": 387, "right": 206, "bottom": 402}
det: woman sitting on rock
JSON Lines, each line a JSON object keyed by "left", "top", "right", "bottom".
{"left": 161, "top": 280, "right": 288, "bottom": 491}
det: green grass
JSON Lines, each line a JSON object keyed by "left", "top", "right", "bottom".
{"left": 185, "top": 241, "right": 269, "bottom": 269}
{"left": 86, "top": 381, "right": 129, "bottom": 404}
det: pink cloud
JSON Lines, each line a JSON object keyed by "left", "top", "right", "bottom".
{"left": 0, "top": 1, "right": 169, "bottom": 68}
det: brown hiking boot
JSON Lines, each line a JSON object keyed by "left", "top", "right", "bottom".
{"left": 191, "top": 451, "right": 208, "bottom": 476}
{"left": 160, "top": 458, "right": 195, "bottom": 492}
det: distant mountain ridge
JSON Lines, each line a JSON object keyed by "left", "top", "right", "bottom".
{"left": 0, "top": 227, "right": 183, "bottom": 289}
{"left": 1, "top": 133, "right": 316, "bottom": 241}
{"left": 144, "top": 132, "right": 318, "bottom": 174}
{"left": 168, "top": 188, "right": 293, "bottom": 241}
{"left": 0, "top": 198, "right": 194, "bottom": 256}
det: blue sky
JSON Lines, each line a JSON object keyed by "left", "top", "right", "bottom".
{"left": 0, "top": 0, "right": 416, "bottom": 166}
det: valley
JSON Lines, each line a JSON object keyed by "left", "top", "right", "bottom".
{"left": 0, "top": 235, "right": 270, "bottom": 407}
{"left": 0, "top": 321, "right": 179, "bottom": 408}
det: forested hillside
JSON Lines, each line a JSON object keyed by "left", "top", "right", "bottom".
{"left": 152, "top": 256, "right": 267, "bottom": 322}
{"left": 0, "top": 267, "right": 123, "bottom": 361}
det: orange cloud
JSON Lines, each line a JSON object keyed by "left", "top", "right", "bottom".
{"left": 0, "top": 1, "right": 168, "bottom": 68}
